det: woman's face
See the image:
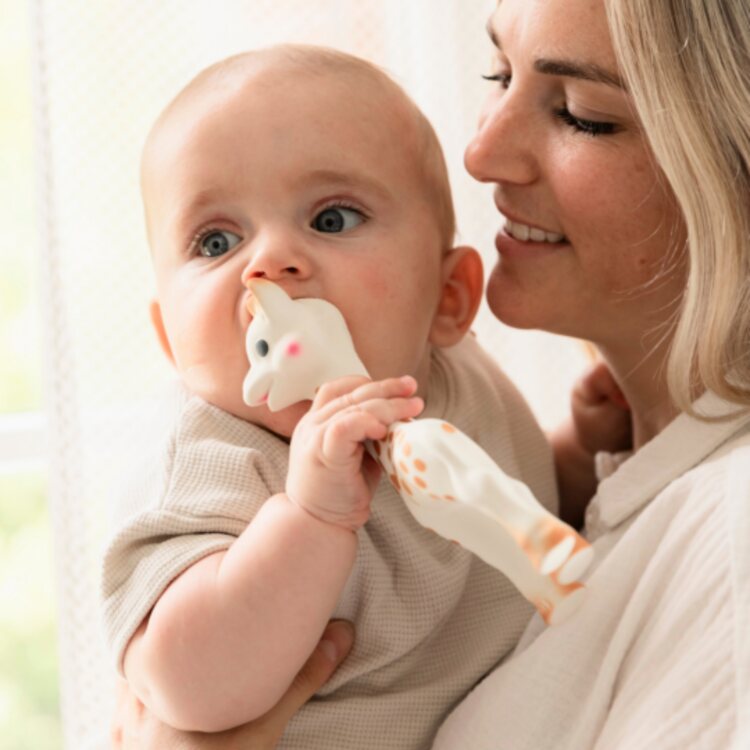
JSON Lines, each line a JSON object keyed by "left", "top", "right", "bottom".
{"left": 467, "top": 0, "right": 686, "bottom": 348}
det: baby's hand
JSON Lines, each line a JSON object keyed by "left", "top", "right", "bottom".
{"left": 571, "top": 362, "right": 632, "bottom": 456}
{"left": 286, "top": 375, "right": 423, "bottom": 531}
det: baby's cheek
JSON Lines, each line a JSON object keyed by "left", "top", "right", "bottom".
{"left": 357, "top": 270, "right": 391, "bottom": 300}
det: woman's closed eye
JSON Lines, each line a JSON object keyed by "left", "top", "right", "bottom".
{"left": 192, "top": 228, "right": 243, "bottom": 258}
{"left": 482, "top": 72, "right": 512, "bottom": 90}
{"left": 554, "top": 106, "right": 618, "bottom": 137}
{"left": 312, "top": 205, "right": 365, "bottom": 234}
{"left": 481, "top": 73, "right": 618, "bottom": 137}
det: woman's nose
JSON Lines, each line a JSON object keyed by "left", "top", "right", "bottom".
{"left": 240, "top": 232, "right": 311, "bottom": 286}
{"left": 464, "top": 94, "right": 538, "bottom": 186}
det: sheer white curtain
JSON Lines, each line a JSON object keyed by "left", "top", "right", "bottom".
{"left": 30, "top": 1, "right": 589, "bottom": 746}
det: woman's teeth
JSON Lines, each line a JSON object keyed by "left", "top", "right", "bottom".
{"left": 505, "top": 219, "right": 565, "bottom": 244}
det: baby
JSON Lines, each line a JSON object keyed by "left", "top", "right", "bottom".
{"left": 102, "top": 45, "right": 606, "bottom": 749}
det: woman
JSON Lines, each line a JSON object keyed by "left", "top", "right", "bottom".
{"left": 114, "top": 0, "right": 750, "bottom": 746}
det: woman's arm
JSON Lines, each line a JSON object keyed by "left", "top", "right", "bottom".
{"left": 113, "top": 620, "right": 354, "bottom": 750}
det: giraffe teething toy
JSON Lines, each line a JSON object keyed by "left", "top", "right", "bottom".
{"left": 242, "top": 279, "right": 593, "bottom": 624}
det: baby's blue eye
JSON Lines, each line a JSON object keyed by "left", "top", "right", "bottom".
{"left": 312, "top": 207, "right": 364, "bottom": 234}
{"left": 199, "top": 230, "right": 242, "bottom": 257}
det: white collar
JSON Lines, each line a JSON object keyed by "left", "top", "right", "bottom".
{"left": 587, "top": 391, "right": 750, "bottom": 534}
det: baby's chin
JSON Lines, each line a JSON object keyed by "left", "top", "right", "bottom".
{"left": 229, "top": 398, "right": 312, "bottom": 441}
{"left": 190, "top": 378, "right": 310, "bottom": 440}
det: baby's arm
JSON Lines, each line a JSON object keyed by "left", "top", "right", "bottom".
{"left": 550, "top": 362, "right": 631, "bottom": 528}
{"left": 123, "top": 375, "right": 422, "bottom": 733}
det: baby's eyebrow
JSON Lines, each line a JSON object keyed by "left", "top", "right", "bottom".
{"left": 300, "top": 169, "right": 393, "bottom": 202}
{"left": 179, "top": 189, "right": 221, "bottom": 216}
{"left": 170, "top": 189, "right": 223, "bottom": 235}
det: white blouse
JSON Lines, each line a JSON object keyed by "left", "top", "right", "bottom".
{"left": 434, "top": 392, "right": 750, "bottom": 750}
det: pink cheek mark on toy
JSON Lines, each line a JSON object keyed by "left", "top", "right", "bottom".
{"left": 256, "top": 393, "right": 269, "bottom": 405}
{"left": 285, "top": 341, "right": 301, "bottom": 357}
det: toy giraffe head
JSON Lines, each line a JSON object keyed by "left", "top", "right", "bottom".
{"left": 242, "top": 279, "right": 370, "bottom": 411}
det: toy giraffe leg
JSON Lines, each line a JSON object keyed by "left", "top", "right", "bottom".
{"left": 370, "top": 418, "right": 594, "bottom": 625}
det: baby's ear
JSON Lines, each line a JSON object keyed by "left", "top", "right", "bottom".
{"left": 429, "top": 246, "right": 484, "bottom": 348}
{"left": 148, "top": 299, "right": 175, "bottom": 365}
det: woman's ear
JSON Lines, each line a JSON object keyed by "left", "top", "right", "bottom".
{"left": 148, "top": 299, "right": 175, "bottom": 365}
{"left": 429, "top": 246, "right": 484, "bottom": 347}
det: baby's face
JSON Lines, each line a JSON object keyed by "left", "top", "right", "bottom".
{"left": 145, "top": 65, "right": 447, "bottom": 436}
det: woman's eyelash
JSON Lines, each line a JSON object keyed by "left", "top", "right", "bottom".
{"left": 481, "top": 73, "right": 617, "bottom": 138}
{"left": 482, "top": 72, "right": 511, "bottom": 88}
{"left": 554, "top": 107, "right": 617, "bottom": 137}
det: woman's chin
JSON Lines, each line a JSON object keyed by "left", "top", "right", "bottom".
{"left": 486, "top": 269, "right": 540, "bottom": 331}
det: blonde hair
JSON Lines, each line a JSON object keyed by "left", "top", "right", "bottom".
{"left": 606, "top": 0, "right": 750, "bottom": 415}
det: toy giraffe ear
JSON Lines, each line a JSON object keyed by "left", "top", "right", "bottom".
{"left": 149, "top": 299, "right": 175, "bottom": 365}
{"left": 429, "top": 246, "right": 484, "bottom": 347}
{"left": 246, "top": 278, "right": 296, "bottom": 320}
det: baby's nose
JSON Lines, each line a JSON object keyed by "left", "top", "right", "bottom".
{"left": 240, "top": 233, "right": 310, "bottom": 287}
{"left": 241, "top": 263, "right": 301, "bottom": 288}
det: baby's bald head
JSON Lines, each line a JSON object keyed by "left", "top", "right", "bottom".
{"left": 141, "top": 45, "right": 456, "bottom": 251}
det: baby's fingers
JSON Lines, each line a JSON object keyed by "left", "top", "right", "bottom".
{"left": 312, "top": 375, "right": 373, "bottom": 409}
{"left": 321, "top": 396, "right": 423, "bottom": 463}
{"left": 314, "top": 376, "right": 419, "bottom": 421}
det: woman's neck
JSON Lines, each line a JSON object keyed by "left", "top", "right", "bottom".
{"left": 597, "top": 340, "right": 680, "bottom": 451}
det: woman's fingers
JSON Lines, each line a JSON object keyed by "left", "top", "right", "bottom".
{"left": 111, "top": 622, "right": 354, "bottom": 750}
{"left": 249, "top": 620, "right": 355, "bottom": 743}
{"left": 576, "top": 362, "right": 629, "bottom": 410}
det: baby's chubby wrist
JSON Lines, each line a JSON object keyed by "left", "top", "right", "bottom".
{"left": 283, "top": 485, "right": 369, "bottom": 533}
{"left": 274, "top": 491, "right": 364, "bottom": 535}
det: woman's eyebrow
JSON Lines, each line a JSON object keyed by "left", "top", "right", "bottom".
{"left": 534, "top": 59, "right": 625, "bottom": 90}
{"left": 485, "top": 18, "right": 626, "bottom": 91}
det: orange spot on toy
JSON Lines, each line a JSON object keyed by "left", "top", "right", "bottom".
{"left": 414, "top": 459, "right": 426, "bottom": 472}
{"left": 414, "top": 476, "right": 427, "bottom": 489}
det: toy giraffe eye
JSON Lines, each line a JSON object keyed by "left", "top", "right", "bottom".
{"left": 255, "top": 339, "right": 270, "bottom": 357}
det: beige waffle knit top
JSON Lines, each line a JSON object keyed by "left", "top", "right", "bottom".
{"left": 102, "top": 336, "right": 557, "bottom": 749}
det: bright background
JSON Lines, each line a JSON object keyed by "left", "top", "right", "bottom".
{"left": 1, "top": 2, "right": 590, "bottom": 748}
{"left": 1, "top": 0, "right": 60, "bottom": 748}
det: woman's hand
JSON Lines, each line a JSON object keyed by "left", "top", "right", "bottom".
{"left": 569, "top": 361, "right": 631, "bottom": 457}
{"left": 552, "top": 362, "right": 632, "bottom": 528}
{"left": 111, "top": 620, "right": 354, "bottom": 749}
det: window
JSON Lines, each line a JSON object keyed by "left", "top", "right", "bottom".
{"left": 0, "top": 1, "right": 62, "bottom": 747}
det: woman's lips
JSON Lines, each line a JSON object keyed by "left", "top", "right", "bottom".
{"left": 494, "top": 227, "right": 570, "bottom": 259}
